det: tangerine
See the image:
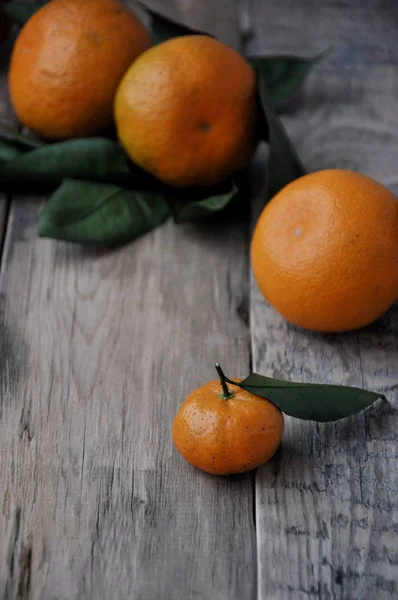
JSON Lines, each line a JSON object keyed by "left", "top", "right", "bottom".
{"left": 9, "top": 0, "right": 152, "bottom": 139}
{"left": 251, "top": 169, "right": 398, "bottom": 332}
{"left": 114, "top": 35, "right": 258, "bottom": 187}
{"left": 172, "top": 364, "right": 284, "bottom": 475}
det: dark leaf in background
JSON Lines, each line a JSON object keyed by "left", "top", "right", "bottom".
{"left": 144, "top": 5, "right": 210, "bottom": 44}
{"left": 0, "top": 139, "right": 25, "bottom": 161}
{"left": 38, "top": 179, "right": 170, "bottom": 245}
{"left": 249, "top": 52, "right": 327, "bottom": 109}
{"left": 1, "top": 1, "right": 46, "bottom": 25}
{"left": 225, "top": 372, "right": 383, "bottom": 422}
{"left": 0, "top": 138, "right": 132, "bottom": 184}
{"left": 256, "top": 71, "right": 306, "bottom": 199}
{"left": 0, "top": 123, "right": 44, "bottom": 150}
{"left": 167, "top": 182, "right": 239, "bottom": 223}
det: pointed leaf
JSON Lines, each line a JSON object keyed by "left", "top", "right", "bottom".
{"left": 249, "top": 52, "right": 326, "bottom": 108}
{"left": 256, "top": 71, "right": 306, "bottom": 198}
{"left": 0, "top": 138, "right": 132, "bottom": 184}
{"left": 0, "top": 139, "right": 25, "bottom": 161}
{"left": 167, "top": 182, "right": 239, "bottom": 223}
{"left": 1, "top": 1, "right": 47, "bottom": 25}
{"left": 226, "top": 372, "right": 383, "bottom": 422}
{"left": 38, "top": 179, "right": 170, "bottom": 245}
{"left": 0, "top": 123, "right": 44, "bottom": 150}
{"left": 143, "top": 4, "right": 211, "bottom": 44}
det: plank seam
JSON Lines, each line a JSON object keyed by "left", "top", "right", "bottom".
{"left": 0, "top": 193, "right": 12, "bottom": 273}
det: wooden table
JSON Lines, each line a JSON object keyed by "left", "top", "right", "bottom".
{"left": 0, "top": 1, "right": 397, "bottom": 598}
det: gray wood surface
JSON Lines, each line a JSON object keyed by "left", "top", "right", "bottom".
{"left": 0, "top": 213, "right": 255, "bottom": 600}
{"left": 1, "top": 0, "right": 398, "bottom": 599}
{"left": 0, "top": 2, "right": 255, "bottom": 600}
{"left": 247, "top": 1, "right": 398, "bottom": 599}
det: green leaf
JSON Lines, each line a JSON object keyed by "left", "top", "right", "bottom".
{"left": 0, "top": 123, "right": 44, "bottom": 150}
{"left": 38, "top": 179, "right": 170, "bottom": 245}
{"left": 249, "top": 52, "right": 326, "bottom": 108}
{"left": 144, "top": 5, "right": 211, "bottom": 44}
{"left": 256, "top": 71, "right": 306, "bottom": 198}
{"left": 0, "top": 139, "right": 25, "bottom": 161}
{"left": 225, "top": 372, "right": 383, "bottom": 422}
{"left": 0, "top": 138, "right": 132, "bottom": 184}
{"left": 167, "top": 182, "right": 239, "bottom": 223}
{"left": 1, "top": 1, "right": 47, "bottom": 25}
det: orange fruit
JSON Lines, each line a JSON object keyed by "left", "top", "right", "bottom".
{"left": 114, "top": 35, "right": 258, "bottom": 187}
{"left": 9, "top": 0, "right": 152, "bottom": 139}
{"left": 251, "top": 169, "right": 398, "bottom": 332}
{"left": 172, "top": 365, "right": 284, "bottom": 475}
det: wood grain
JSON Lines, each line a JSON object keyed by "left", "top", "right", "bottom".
{"left": 0, "top": 43, "right": 14, "bottom": 255}
{"left": 248, "top": 1, "right": 398, "bottom": 598}
{"left": 0, "top": 2, "right": 255, "bottom": 599}
{"left": 0, "top": 213, "right": 255, "bottom": 600}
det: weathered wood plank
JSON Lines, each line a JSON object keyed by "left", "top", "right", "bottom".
{"left": 0, "top": 3, "right": 256, "bottom": 599}
{"left": 0, "top": 212, "right": 255, "bottom": 600}
{"left": 0, "top": 40, "right": 14, "bottom": 254}
{"left": 248, "top": 1, "right": 398, "bottom": 598}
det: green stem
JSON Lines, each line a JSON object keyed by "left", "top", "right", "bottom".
{"left": 215, "top": 363, "right": 233, "bottom": 399}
